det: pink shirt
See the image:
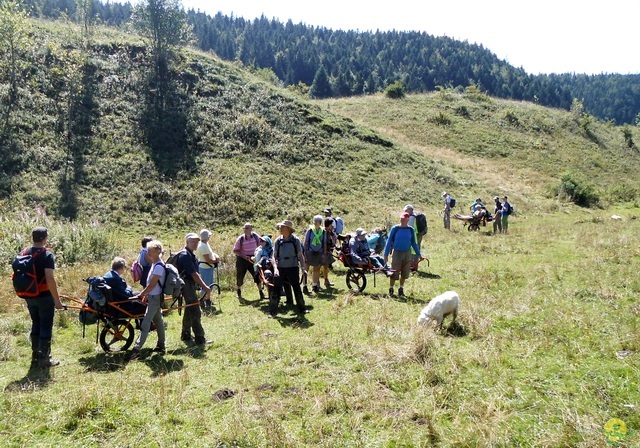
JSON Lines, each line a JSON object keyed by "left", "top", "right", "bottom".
{"left": 233, "top": 232, "right": 260, "bottom": 257}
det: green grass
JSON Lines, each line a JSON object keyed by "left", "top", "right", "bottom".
{"left": 1, "top": 208, "right": 639, "bottom": 447}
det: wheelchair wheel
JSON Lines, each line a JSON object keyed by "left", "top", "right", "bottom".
{"left": 468, "top": 223, "right": 479, "bottom": 231}
{"left": 99, "top": 319, "right": 135, "bottom": 352}
{"left": 346, "top": 269, "right": 367, "bottom": 292}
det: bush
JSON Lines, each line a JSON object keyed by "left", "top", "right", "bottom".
{"left": 385, "top": 81, "right": 405, "bottom": 99}
{"left": 555, "top": 172, "right": 600, "bottom": 207}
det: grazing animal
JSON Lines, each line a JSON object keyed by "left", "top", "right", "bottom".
{"left": 417, "top": 291, "right": 459, "bottom": 328}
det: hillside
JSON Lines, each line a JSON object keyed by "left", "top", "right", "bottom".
{"left": 322, "top": 89, "right": 640, "bottom": 210}
{"left": 3, "top": 19, "right": 640, "bottom": 237}
{"left": 1, "top": 20, "right": 451, "bottom": 231}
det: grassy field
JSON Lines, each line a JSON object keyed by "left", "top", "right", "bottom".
{"left": 1, "top": 206, "right": 639, "bottom": 447}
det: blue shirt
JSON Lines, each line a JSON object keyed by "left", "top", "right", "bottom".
{"left": 384, "top": 225, "right": 421, "bottom": 258}
{"left": 103, "top": 269, "right": 134, "bottom": 301}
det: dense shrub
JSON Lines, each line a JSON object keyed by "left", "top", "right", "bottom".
{"left": 555, "top": 172, "right": 600, "bottom": 207}
{"left": 385, "top": 81, "right": 405, "bottom": 99}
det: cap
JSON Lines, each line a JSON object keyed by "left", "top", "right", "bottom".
{"left": 493, "top": 196, "right": 499, "bottom": 200}
{"left": 185, "top": 233, "right": 200, "bottom": 241}
{"left": 324, "top": 207, "right": 332, "bottom": 214}
{"left": 404, "top": 204, "right": 414, "bottom": 211}
{"left": 400, "top": 212, "right": 410, "bottom": 219}
{"left": 200, "top": 229, "right": 212, "bottom": 240}
{"left": 441, "top": 192, "right": 447, "bottom": 197}
{"left": 355, "top": 227, "right": 366, "bottom": 236}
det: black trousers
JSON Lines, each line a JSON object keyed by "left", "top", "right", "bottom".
{"left": 269, "top": 267, "right": 305, "bottom": 315}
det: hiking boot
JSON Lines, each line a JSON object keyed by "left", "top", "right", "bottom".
{"left": 398, "top": 287, "right": 405, "bottom": 297}
{"left": 303, "top": 285, "right": 310, "bottom": 295}
{"left": 388, "top": 287, "right": 394, "bottom": 296}
{"left": 153, "top": 346, "right": 166, "bottom": 355}
{"left": 195, "top": 338, "right": 213, "bottom": 346}
{"left": 180, "top": 333, "right": 193, "bottom": 343}
{"left": 324, "top": 280, "right": 334, "bottom": 287}
{"left": 259, "top": 290, "right": 266, "bottom": 300}
{"left": 38, "top": 354, "right": 60, "bottom": 368}
{"left": 312, "top": 284, "right": 320, "bottom": 293}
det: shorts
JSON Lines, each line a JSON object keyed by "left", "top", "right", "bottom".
{"left": 390, "top": 250, "right": 412, "bottom": 280}
{"left": 306, "top": 251, "right": 324, "bottom": 267}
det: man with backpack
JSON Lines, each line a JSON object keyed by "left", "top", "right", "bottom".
{"left": 442, "top": 192, "right": 456, "bottom": 230}
{"left": 384, "top": 213, "right": 423, "bottom": 297}
{"left": 14, "top": 227, "right": 64, "bottom": 368}
{"left": 175, "top": 233, "right": 212, "bottom": 346}
{"left": 501, "top": 196, "right": 513, "bottom": 234}
{"left": 233, "top": 222, "right": 264, "bottom": 302}
{"left": 270, "top": 219, "right": 308, "bottom": 318}
{"left": 404, "top": 205, "right": 427, "bottom": 266}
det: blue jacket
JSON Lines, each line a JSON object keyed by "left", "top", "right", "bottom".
{"left": 384, "top": 225, "right": 421, "bottom": 258}
{"left": 103, "top": 269, "right": 134, "bottom": 301}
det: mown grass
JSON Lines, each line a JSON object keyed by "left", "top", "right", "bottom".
{"left": 1, "top": 207, "right": 639, "bottom": 447}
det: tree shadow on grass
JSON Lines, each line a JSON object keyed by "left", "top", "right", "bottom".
{"left": 5, "top": 365, "right": 53, "bottom": 392}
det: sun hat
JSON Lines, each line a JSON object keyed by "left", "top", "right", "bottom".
{"left": 200, "top": 229, "right": 212, "bottom": 240}
{"left": 185, "top": 232, "right": 200, "bottom": 241}
{"left": 275, "top": 219, "right": 295, "bottom": 232}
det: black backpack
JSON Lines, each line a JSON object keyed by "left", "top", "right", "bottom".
{"left": 448, "top": 197, "right": 457, "bottom": 208}
{"left": 415, "top": 213, "right": 428, "bottom": 235}
{"left": 12, "top": 248, "right": 47, "bottom": 298}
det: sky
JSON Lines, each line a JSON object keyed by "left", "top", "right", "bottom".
{"left": 179, "top": 0, "right": 639, "bottom": 75}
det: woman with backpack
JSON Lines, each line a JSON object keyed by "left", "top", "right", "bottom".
{"left": 303, "top": 215, "right": 327, "bottom": 293}
{"left": 129, "top": 240, "right": 167, "bottom": 359}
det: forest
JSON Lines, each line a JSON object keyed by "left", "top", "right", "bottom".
{"left": 15, "top": 0, "right": 640, "bottom": 124}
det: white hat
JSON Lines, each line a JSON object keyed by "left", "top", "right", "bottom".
{"left": 404, "top": 204, "right": 414, "bottom": 212}
{"left": 200, "top": 229, "right": 212, "bottom": 240}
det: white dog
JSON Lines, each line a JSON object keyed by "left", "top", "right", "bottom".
{"left": 417, "top": 291, "right": 459, "bottom": 328}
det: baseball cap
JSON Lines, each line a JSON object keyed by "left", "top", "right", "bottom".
{"left": 185, "top": 232, "right": 200, "bottom": 241}
{"left": 400, "top": 212, "right": 410, "bottom": 219}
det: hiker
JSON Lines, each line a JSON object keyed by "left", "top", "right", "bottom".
{"left": 233, "top": 222, "right": 264, "bottom": 301}
{"left": 322, "top": 217, "right": 337, "bottom": 287}
{"left": 384, "top": 213, "right": 422, "bottom": 297}
{"left": 404, "top": 204, "right": 426, "bottom": 266}
{"left": 324, "top": 207, "right": 344, "bottom": 236}
{"left": 471, "top": 198, "right": 484, "bottom": 212}
{"left": 270, "top": 219, "right": 308, "bottom": 317}
{"left": 129, "top": 240, "right": 167, "bottom": 359}
{"left": 501, "top": 196, "right": 512, "bottom": 234}
{"left": 103, "top": 257, "right": 136, "bottom": 301}
{"left": 176, "top": 233, "right": 212, "bottom": 346}
{"left": 138, "top": 236, "right": 153, "bottom": 287}
{"left": 253, "top": 235, "right": 274, "bottom": 271}
{"left": 303, "top": 215, "right": 327, "bottom": 293}
{"left": 442, "top": 192, "right": 452, "bottom": 230}
{"left": 493, "top": 196, "right": 503, "bottom": 234}
{"left": 350, "top": 228, "right": 384, "bottom": 269}
{"left": 20, "top": 227, "right": 64, "bottom": 368}
{"left": 196, "top": 228, "right": 220, "bottom": 293}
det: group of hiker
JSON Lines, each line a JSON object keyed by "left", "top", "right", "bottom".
{"left": 442, "top": 191, "right": 513, "bottom": 234}
{"left": 15, "top": 194, "right": 514, "bottom": 366}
